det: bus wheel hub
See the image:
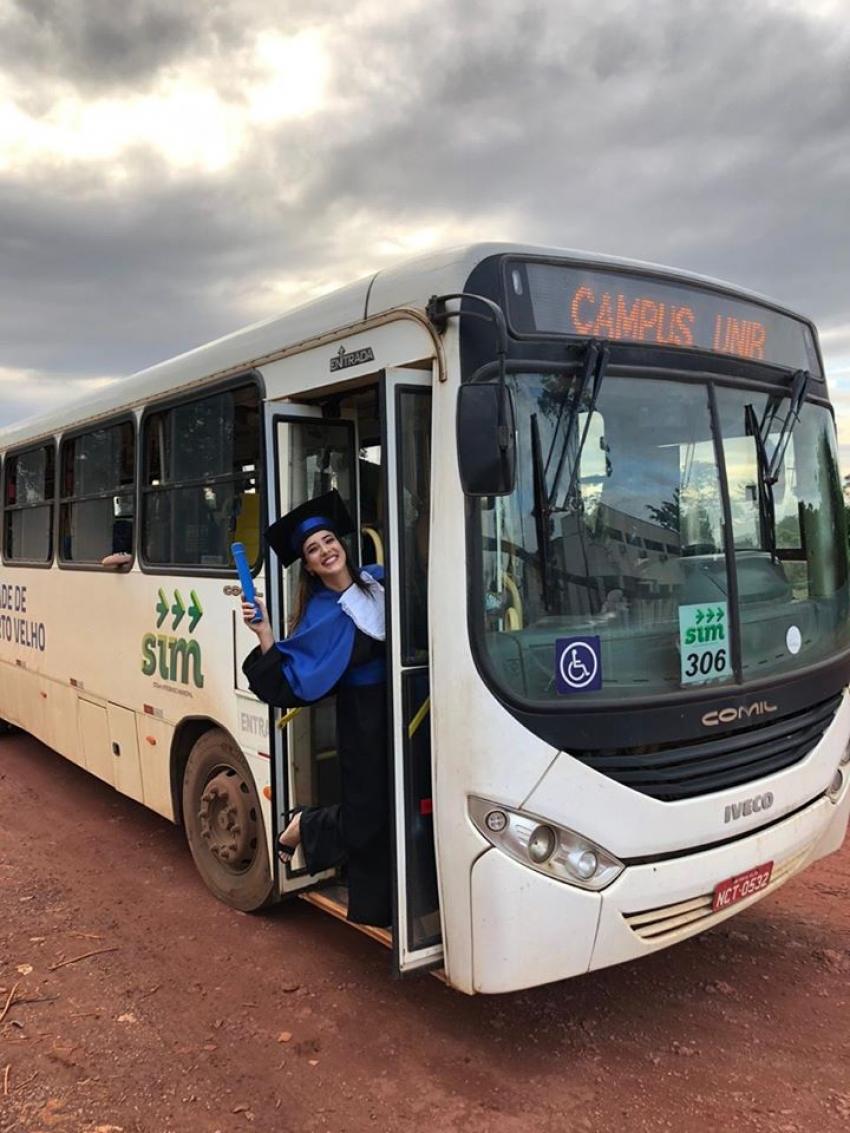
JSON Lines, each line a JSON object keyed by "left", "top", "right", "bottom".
{"left": 198, "top": 770, "right": 255, "bottom": 866}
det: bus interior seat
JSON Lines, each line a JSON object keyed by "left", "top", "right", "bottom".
{"left": 501, "top": 570, "right": 523, "bottom": 630}
{"left": 232, "top": 490, "right": 260, "bottom": 564}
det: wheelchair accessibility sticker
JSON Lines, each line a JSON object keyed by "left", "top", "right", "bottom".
{"left": 555, "top": 636, "right": 602, "bottom": 693}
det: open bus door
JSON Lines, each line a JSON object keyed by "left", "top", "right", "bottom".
{"left": 382, "top": 367, "right": 444, "bottom": 974}
{"left": 266, "top": 402, "right": 360, "bottom": 896}
{"left": 264, "top": 374, "right": 443, "bottom": 974}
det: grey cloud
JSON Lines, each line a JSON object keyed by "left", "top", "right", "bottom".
{"left": 299, "top": 0, "right": 850, "bottom": 322}
{"left": 0, "top": 0, "right": 207, "bottom": 97}
{"left": 0, "top": 0, "right": 351, "bottom": 98}
{"left": 0, "top": 140, "right": 365, "bottom": 382}
{"left": 1, "top": 0, "right": 849, "bottom": 428}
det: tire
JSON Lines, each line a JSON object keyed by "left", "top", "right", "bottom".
{"left": 182, "top": 728, "right": 274, "bottom": 912}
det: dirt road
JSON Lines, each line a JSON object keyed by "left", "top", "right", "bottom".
{"left": 1, "top": 731, "right": 848, "bottom": 1133}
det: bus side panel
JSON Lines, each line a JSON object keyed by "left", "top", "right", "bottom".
{"left": 78, "top": 699, "right": 113, "bottom": 786}
{"left": 18, "top": 666, "right": 48, "bottom": 749}
{"left": 108, "top": 702, "right": 144, "bottom": 804}
{"left": 43, "top": 676, "right": 83, "bottom": 766}
{"left": 0, "top": 661, "right": 24, "bottom": 727}
{"left": 135, "top": 714, "right": 176, "bottom": 821}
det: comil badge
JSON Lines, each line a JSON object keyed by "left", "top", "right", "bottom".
{"left": 555, "top": 636, "right": 602, "bottom": 693}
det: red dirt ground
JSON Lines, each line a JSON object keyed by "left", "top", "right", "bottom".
{"left": 1, "top": 731, "right": 848, "bottom": 1133}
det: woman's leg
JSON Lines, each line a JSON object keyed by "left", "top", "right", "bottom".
{"left": 279, "top": 683, "right": 390, "bottom": 927}
{"left": 336, "top": 683, "right": 392, "bottom": 926}
{"left": 297, "top": 804, "right": 346, "bottom": 870}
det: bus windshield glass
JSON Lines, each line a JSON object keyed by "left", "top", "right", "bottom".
{"left": 475, "top": 372, "right": 850, "bottom": 703}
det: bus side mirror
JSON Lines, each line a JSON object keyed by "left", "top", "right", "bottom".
{"left": 457, "top": 384, "right": 517, "bottom": 497}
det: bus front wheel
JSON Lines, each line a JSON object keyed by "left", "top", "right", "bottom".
{"left": 182, "top": 729, "right": 273, "bottom": 912}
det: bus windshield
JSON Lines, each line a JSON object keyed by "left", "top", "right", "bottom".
{"left": 475, "top": 371, "right": 850, "bottom": 703}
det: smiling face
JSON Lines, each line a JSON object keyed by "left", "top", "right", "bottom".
{"left": 301, "top": 528, "right": 352, "bottom": 590}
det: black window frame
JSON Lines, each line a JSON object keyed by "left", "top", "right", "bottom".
{"left": 2, "top": 439, "right": 57, "bottom": 568}
{"left": 394, "top": 384, "right": 432, "bottom": 667}
{"left": 57, "top": 413, "right": 137, "bottom": 571}
{"left": 138, "top": 372, "right": 265, "bottom": 578}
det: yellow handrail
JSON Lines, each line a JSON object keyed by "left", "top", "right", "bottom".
{"left": 276, "top": 707, "right": 302, "bottom": 730}
{"left": 408, "top": 696, "right": 431, "bottom": 739}
{"left": 501, "top": 570, "right": 523, "bottom": 630}
{"left": 361, "top": 526, "right": 384, "bottom": 565}
{"left": 277, "top": 697, "right": 431, "bottom": 740}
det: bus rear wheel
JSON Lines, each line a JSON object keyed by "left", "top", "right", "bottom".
{"left": 182, "top": 729, "right": 273, "bottom": 912}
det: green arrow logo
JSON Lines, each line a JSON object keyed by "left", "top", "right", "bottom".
{"left": 188, "top": 590, "right": 204, "bottom": 633}
{"left": 156, "top": 588, "right": 169, "bottom": 629}
{"left": 716, "top": 606, "right": 724, "bottom": 621}
{"left": 695, "top": 609, "right": 704, "bottom": 624}
{"left": 705, "top": 608, "right": 715, "bottom": 624}
{"left": 171, "top": 590, "right": 186, "bottom": 631}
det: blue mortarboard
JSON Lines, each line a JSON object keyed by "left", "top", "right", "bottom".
{"left": 264, "top": 488, "right": 355, "bottom": 568}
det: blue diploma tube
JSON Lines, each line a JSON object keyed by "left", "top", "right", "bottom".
{"left": 231, "top": 542, "right": 262, "bottom": 623}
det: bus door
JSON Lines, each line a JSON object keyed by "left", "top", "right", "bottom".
{"left": 266, "top": 403, "right": 359, "bottom": 895}
{"left": 382, "top": 368, "right": 443, "bottom": 973}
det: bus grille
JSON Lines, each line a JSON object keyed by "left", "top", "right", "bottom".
{"left": 622, "top": 845, "right": 812, "bottom": 944}
{"left": 579, "top": 694, "right": 841, "bottom": 802}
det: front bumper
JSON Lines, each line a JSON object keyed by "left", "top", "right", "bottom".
{"left": 591, "top": 786, "right": 848, "bottom": 973}
{"left": 470, "top": 777, "right": 849, "bottom": 993}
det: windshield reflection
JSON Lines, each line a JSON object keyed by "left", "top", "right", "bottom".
{"left": 476, "top": 373, "right": 849, "bottom": 703}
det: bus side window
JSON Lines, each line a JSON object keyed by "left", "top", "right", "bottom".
{"left": 140, "top": 382, "right": 261, "bottom": 570}
{"left": 59, "top": 420, "right": 135, "bottom": 567}
{"left": 4, "top": 443, "right": 55, "bottom": 564}
{"left": 359, "top": 447, "right": 383, "bottom": 564}
{"left": 397, "top": 392, "right": 431, "bottom": 663}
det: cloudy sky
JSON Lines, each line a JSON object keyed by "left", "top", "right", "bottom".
{"left": 1, "top": 0, "right": 849, "bottom": 455}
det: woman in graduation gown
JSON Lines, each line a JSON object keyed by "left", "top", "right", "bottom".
{"left": 240, "top": 490, "right": 391, "bottom": 928}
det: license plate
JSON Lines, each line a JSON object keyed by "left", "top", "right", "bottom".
{"left": 712, "top": 860, "right": 774, "bottom": 912}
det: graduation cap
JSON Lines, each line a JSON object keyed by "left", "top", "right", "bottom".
{"left": 265, "top": 488, "right": 355, "bottom": 567}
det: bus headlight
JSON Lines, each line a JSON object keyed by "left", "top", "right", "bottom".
{"left": 840, "top": 740, "right": 850, "bottom": 767}
{"left": 571, "top": 849, "right": 599, "bottom": 879}
{"left": 468, "top": 796, "right": 624, "bottom": 891}
{"left": 528, "top": 824, "right": 557, "bottom": 863}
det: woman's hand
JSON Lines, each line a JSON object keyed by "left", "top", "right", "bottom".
{"left": 241, "top": 596, "right": 275, "bottom": 652}
{"left": 101, "top": 552, "right": 132, "bottom": 569}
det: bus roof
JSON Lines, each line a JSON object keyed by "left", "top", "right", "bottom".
{"left": 0, "top": 241, "right": 814, "bottom": 450}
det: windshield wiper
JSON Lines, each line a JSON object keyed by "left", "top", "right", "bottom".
{"left": 557, "top": 343, "right": 610, "bottom": 513}
{"left": 545, "top": 340, "right": 600, "bottom": 492}
{"left": 745, "top": 402, "right": 777, "bottom": 559}
{"left": 531, "top": 412, "right": 553, "bottom": 610}
{"left": 767, "top": 368, "right": 811, "bottom": 484}
{"left": 548, "top": 339, "right": 602, "bottom": 509}
{"left": 531, "top": 344, "right": 609, "bottom": 611}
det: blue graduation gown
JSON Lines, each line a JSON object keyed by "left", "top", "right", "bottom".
{"left": 242, "top": 568, "right": 390, "bottom": 926}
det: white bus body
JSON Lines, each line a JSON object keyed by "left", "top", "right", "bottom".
{"left": 1, "top": 243, "right": 848, "bottom": 993}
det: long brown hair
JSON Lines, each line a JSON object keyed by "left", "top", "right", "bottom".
{"left": 287, "top": 540, "right": 372, "bottom": 634}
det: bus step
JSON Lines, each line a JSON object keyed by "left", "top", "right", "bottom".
{"left": 299, "top": 883, "right": 392, "bottom": 949}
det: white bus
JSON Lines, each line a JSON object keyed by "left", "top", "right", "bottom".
{"left": 1, "top": 243, "right": 848, "bottom": 993}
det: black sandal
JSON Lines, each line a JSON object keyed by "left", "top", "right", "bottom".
{"left": 277, "top": 806, "right": 303, "bottom": 864}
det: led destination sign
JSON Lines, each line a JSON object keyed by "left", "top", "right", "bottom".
{"left": 509, "top": 261, "right": 820, "bottom": 374}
